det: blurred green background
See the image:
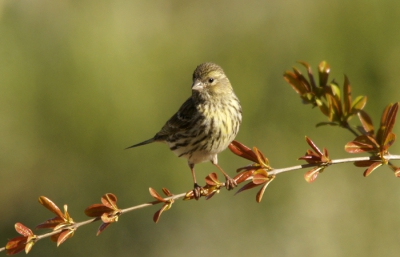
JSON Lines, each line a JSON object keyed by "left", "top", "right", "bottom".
{"left": 1, "top": 0, "right": 400, "bottom": 256}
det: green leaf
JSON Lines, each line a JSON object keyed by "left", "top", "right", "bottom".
{"left": 351, "top": 95, "right": 367, "bottom": 112}
{"left": 329, "top": 83, "right": 341, "bottom": 102}
{"left": 343, "top": 75, "right": 351, "bottom": 116}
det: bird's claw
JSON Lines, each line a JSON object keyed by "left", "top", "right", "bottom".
{"left": 224, "top": 176, "right": 237, "bottom": 190}
{"left": 193, "top": 183, "right": 203, "bottom": 200}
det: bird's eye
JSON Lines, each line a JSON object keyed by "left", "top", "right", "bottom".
{"left": 208, "top": 78, "right": 214, "bottom": 83}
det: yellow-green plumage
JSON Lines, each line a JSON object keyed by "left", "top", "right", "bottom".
{"left": 127, "top": 62, "right": 242, "bottom": 199}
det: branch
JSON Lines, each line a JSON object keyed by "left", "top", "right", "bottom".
{"left": 2, "top": 152, "right": 399, "bottom": 254}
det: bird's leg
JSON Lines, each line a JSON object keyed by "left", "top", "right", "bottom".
{"left": 211, "top": 157, "right": 237, "bottom": 190}
{"left": 189, "top": 163, "right": 202, "bottom": 200}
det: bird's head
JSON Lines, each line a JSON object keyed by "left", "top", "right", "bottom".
{"left": 191, "top": 62, "right": 233, "bottom": 99}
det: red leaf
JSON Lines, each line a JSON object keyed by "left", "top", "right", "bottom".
{"left": 354, "top": 160, "right": 375, "bottom": 167}
{"left": 38, "top": 196, "right": 64, "bottom": 219}
{"left": 235, "top": 182, "right": 261, "bottom": 195}
{"left": 101, "top": 193, "right": 118, "bottom": 209}
{"left": 5, "top": 236, "right": 27, "bottom": 255}
{"left": 363, "top": 162, "right": 383, "bottom": 177}
{"left": 394, "top": 168, "right": 400, "bottom": 178}
{"left": 15, "top": 223, "right": 33, "bottom": 237}
{"left": 357, "top": 110, "right": 374, "bottom": 135}
{"left": 283, "top": 71, "right": 304, "bottom": 95}
{"left": 36, "top": 217, "right": 65, "bottom": 229}
{"left": 252, "top": 170, "right": 269, "bottom": 185}
{"left": 377, "top": 103, "right": 399, "bottom": 146}
{"left": 345, "top": 135, "right": 379, "bottom": 153}
{"left": 234, "top": 169, "right": 255, "bottom": 184}
{"left": 205, "top": 173, "right": 220, "bottom": 186}
{"left": 255, "top": 179, "right": 274, "bottom": 203}
{"left": 305, "top": 136, "right": 323, "bottom": 156}
{"left": 162, "top": 188, "right": 173, "bottom": 197}
{"left": 57, "top": 229, "right": 74, "bottom": 247}
{"left": 298, "top": 61, "right": 317, "bottom": 91}
{"left": 50, "top": 233, "right": 59, "bottom": 243}
{"left": 84, "top": 204, "right": 113, "bottom": 217}
{"left": 229, "top": 141, "right": 258, "bottom": 163}
{"left": 97, "top": 222, "right": 111, "bottom": 236}
{"left": 149, "top": 188, "right": 166, "bottom": 202}
{"left": 304, "top": 167, "right": 323, "bottom": 183}
{"left": 153, "top": 204, "right": 168, "bottom": 223}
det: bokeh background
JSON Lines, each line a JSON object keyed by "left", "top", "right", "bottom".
{"left": 1, "top": 0, "right": 400, "bottom": 256}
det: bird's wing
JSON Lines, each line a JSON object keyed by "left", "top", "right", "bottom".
{"left": 154, "top": 97, "right": 198, "bottom": 140}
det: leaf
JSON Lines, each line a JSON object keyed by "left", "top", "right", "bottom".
{"left": 149, "top": 188, "right": 166, "bottom": 202}
{"left": 57, "top": 229, "right": 74, "bottom": 247}
{"left": 253, "top": 147, "right": 269, "bottom": 168}
{"left": 304, "top": 167, "right": 323, "bottom": 183}
{"left": 330, "top": 83, "right": 341, "bottom": 101}
{"left": 96, "top": 222, "right": 111, "bottom": 236}
{"left": 84, "top": 204, "right": 113, "bottom": 217}
{"left": 36, "top": 217, "right": 65, "bottom": 229}
{"left": 5, "top": 237, "right": 26, "bottom": 255}
{"left": 298, "top": 153, "right": 322, "bottom": 163}
{"left": 153, "top": 204, "right": 169, "bottom": 223}
{"left": 256, "top": 178, "right": 274, "bottom": 203}
{"left": 354, "top": 160, "right": 376, "bottom": 167}
{"left": 229, "top": 140, "right": 259, "bottom": 163}
{"left": 24, "top": 241, "right": 34, "bottom": 254}
{"left": 351, "top": 95, "right": 367, "bottom": 112}
{"left": 298, "top": 61, "right": 317, "bottom": 91}
{"left": 317, "top": 102, "right": 331, "bottom": 118}
{"left": 252, "top": 170, "right": 269, "bottom": 185}
{"left": 305, "top": 136, "right": 323, "bottom": 156}
{"left": 363, "top": 162, "right": 383, "bottom": 177}
{"left": 394, "top": 168, "right": 400, "bottom": 178}
{"left": 357, "top": 110, "right": 374, "bottom": 135}
{"left": 343, "top": 75, "right": 351, "bottom": 116}
{"left": 101, "top": 193, "right": 118, "bottom": 209}
{"left": 383, "top": 132, "right": 396, "bottom": 151}
{"left": 380, "top": 103, "right": 398, "bottom": 147}
{"left": 327, "top": 94, "right": 341, "bottom": 122}
{"left": 38, "top": 196, "right": 64, "bottom": 219}
{"left": 234, "top": 169, "right": 255, "bottom": 183}
{"left": 15, "top": 223, "right": 33, "bottom": 237}
{"left": 318, "top": 61, "right": 330, "bottom": 87}
{"left": 205, "top": 173, "right": 220, "bottom": 186}
{"left": 162, "top": 188, "right": 173, "bottom": 197}
{"left": 283, "top": 71, "right": 308, "bottom": 95}
{"left": 292, "top": 67, "right": 312, "bottom": 93}
{"left": 345, "top": 135, "right": 379, "bottom": 153}
{"left": 235, "top": 182, "right": 261, "bottom": 195}
{"left": 316, "top": 121, "right": 339, "bottom": 127}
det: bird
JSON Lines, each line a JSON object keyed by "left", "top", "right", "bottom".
{"left": 127, "top": 62, "right": 242, "bottom": 199}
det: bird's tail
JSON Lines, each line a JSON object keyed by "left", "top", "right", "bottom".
{"left": 125, "top": 138, "right": 155, "bottom": 149}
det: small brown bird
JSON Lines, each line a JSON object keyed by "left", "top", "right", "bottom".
{"left": 127, "top": 62, "right": 242, "bottom": 199}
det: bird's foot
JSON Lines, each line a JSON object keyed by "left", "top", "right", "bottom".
{"left": 193, "top": 183, "right": 203, "bottom": 200}
{"left": 224, "top": 176, "right": 237, "bottom": 190}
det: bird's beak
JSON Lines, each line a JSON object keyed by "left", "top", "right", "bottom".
{"left": 192, "top": 80, "right": 204, "bottom": 91}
